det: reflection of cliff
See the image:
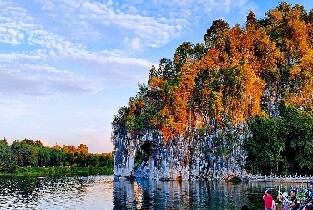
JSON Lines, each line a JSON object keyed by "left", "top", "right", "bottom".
{"left": 113, "top": 179, "right": 252, "bottom": 210}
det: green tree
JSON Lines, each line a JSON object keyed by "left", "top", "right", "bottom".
{"left": 245, "top": 115, "right": 284, "bottom": 175}
{"left": 49, "top": 148, "right": 65, "bottom": 166}
{"left": 0, "top": 141, "right": 16, "bottom": 173}
{"left": 38, "top": 147, "right": 51, "bottom": 167}
{"left": 279, "top": 104, "right": 313, "bottom": 174}
{"left": 11, "top": 140, "right": 38, "bottom": 167}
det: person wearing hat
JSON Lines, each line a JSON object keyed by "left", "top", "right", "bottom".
{"left": 263, "top": 189, "right": 274, "bottom": 210}
{"left": 280, "top": 192, "right": 290, "bottom": 210}
{"left": 290, "top": 189, "right": 299, "bottom": 210}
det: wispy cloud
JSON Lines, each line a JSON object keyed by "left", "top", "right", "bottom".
{"left": 0, "top": 0, "right": 259, "bottom": 152}
{"left": 27, "top": 0, "right": 188, "bottom": 49}
{"left": 0, "top": 0, "right": 155, "bottom": 97}
{"left": 24, "top": 0, "right": 257, "bottom": 51}
{"left": 0, "top": 98, "right": 35, "bottom": 121}
{"left": 0, "top": 62, "right": 103, "bottom": 95}
{"left": 0, "top": 0, "right": 256, "bottom": 106}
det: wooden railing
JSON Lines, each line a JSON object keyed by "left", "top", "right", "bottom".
{"left": 248, "top": 174, "right": 313, "bottom": 183}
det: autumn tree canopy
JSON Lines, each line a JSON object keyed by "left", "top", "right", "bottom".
{"left": 113, "top": 2, "right": 313, "bottom": 143}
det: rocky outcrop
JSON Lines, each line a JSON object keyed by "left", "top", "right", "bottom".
{"left": 112, "top": 123, "right": 249, "bottom": 181}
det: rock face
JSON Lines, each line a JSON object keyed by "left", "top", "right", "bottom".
{"left": 112, "top": 123, "right": 248, "bottom": 180}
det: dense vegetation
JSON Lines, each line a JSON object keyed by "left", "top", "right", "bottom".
{"left": 0, "top": 138, "right": 113, "bottom": 176}
{"left": 113, "top": 3, "right": 313, "bottom": 175}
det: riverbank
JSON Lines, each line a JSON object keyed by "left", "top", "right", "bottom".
{"left": 0, "top": 166, "right": 113, "bottom": 176}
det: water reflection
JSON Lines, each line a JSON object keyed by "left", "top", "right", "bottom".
{"left": 113, "top": 179, "right": 312, "bottom": 210}
{"left": 0, "top": 175, "right": 310, "bottom": 210}
{"left": 114, "top": 179, "right": 253, "bottom": 210}
{"left": 0, "top": 176, "right": 114, "bottom": 210}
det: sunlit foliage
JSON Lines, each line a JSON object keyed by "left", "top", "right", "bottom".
{"left": 113, "top": 3, "right": 313, "bottom": 175}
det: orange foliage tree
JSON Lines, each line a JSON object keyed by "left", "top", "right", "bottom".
{"left": 113, "top": 2, "right": 313, "bottom": 144}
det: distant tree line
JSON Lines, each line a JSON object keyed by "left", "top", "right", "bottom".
{"left": 0, "top": 138, "right": 113, "bottom": 174}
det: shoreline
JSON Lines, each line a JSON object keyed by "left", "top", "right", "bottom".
{"left": 0, "top": 166, "right": 114, "bottom": 177}
{"left": 114, "top": 174, "right": 313, "bottom": 183}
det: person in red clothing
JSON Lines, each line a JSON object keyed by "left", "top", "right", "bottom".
{"left": 263, "top": 189, "right": 273, "bottom": 210}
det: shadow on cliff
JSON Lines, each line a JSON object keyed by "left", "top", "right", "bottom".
{"left": 134, "top": 141, "right": 152, "bottom": 169}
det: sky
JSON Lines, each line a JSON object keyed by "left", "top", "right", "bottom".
{"left": 0, "top": 0, "right": 312, "bottom": 153}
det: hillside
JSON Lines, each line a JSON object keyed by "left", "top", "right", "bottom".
{"left": 112, "top": 2, "right": 313, "bottom": 179}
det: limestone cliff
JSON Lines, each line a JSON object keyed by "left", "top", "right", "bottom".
{"left": 112, "top": 123, "right": 248, "bottom": 180}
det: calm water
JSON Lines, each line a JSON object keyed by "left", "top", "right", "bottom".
{"left": 0, "top": 175, "right": 309, "bottom": 209}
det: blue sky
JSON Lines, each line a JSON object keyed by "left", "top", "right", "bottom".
{"left": 1, "top": 0, "right": 312, "bottom": 153}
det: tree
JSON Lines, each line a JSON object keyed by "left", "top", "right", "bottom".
{"left": 244, "top": 115, "right": 284, "bottom": 174}
{"left": 49, "top": 148, "right": 65, "bottom": 167}
{"left": 0, "top": 141, "right": 16, "bottom": 173}
{"left": 11, "top": 140, "right": 38, "bottom": 167}
{"left": 38, "top": 147, "right": 51, "bottom": 167}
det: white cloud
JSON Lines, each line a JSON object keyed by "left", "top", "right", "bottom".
{"left": 130, "top": 37, "right": 141, "bottom": 50}
{"left": 0, "top": 0, "right": 258, "bottom": 58}
{"left": 0, "top": 2, "right": 34, "bottom": 45}
{"left": 0, "top": 0, "right": 256, "bottom": 99}
{"left": 0, "top": 58, "right": 104, "bottom": 96}
{"left": 26, "top": 0, "right": 188, "bottom": 49}
{"left": 0, "top": 1, "right": 156, "bottom": 97}
{"left": 124, "top": 37, "right": 141, "bottom": 50}
{"left": 0, "top": 0, "right": 258, "bottom": 153}
{"left": 0, "top": 47, "right": 152, "bottom": 96}
{"left": 0, "top": 98, "right": 35, "bottom": 121}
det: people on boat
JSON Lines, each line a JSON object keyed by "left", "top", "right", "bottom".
{"left": 264, "top": 189, "right": 274, "bottom": 210}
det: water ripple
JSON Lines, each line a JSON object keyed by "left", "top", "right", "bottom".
{"left": 0, "top": 176, "right": 114, "bottom": 210}
{"left": 0, "top": 175, "right": 309, "bottom": 209}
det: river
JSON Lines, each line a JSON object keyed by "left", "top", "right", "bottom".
{"left": 0, "top": 175, "right": 310, "bottom": 209}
